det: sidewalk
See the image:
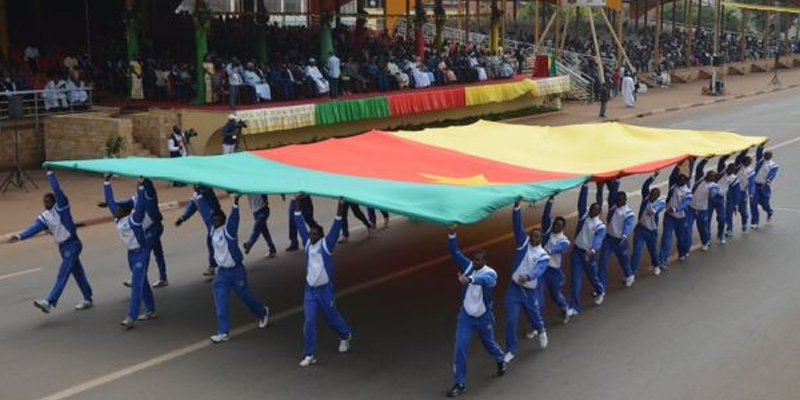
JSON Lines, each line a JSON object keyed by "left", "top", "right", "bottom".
{"left": 2, "top": 68, "right": 798, "bottom": 239}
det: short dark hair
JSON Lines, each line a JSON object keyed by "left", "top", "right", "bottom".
{"left": 554, "top": 216, "right": 566, "bottom": 226}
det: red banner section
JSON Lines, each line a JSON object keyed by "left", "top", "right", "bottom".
{"left": 387, "top": 87, "right": 467, "bottom": 118}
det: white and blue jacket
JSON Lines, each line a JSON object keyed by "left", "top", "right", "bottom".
{"left": 755, "top": 159, "right": 779, "bottom": 186}
{"left": 180, "top": 188, "right": 221, "bottom": 228}
{"left": 295, "top": 212, "right": 343, "bottom": 288}
{"left": 511, "top": 205, "right": 550, "bottom": 289}
{"left": 637, "top": 174, "right": 666, "bottom": 231}
{"left": 210, "top": 204, "right": 245, "bottom": 268}
{"left": 574, "top": 183, "right": 606, "bottom": 252}
{"left": 605, "top": 180, "right": 635, "bottom": 239}
{"left": 542, "top": 198, "right": 570, "bottom": 269}
{"left": 17, "top": 172, "right": 78, "bottom": 245}
{"left": 106, "top": 183, "right": 148, "bottom": 252}
{"left": 449, "top": 234, "right": 498, "bottom": 318}
{"left": 112, "top": 179, "right": 163, "bottom": 230}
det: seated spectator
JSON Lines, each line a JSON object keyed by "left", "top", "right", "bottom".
{"left": 437, "top": 57, "right": 458, "bottom": 84}
{"left": 243, "top": 62, "right": 271, "bottom": 102}
{"left": 65, "top": 77, "right": 89, "bottom": 105}
{"left": 386, "top": 58, "right": 409, "bottom": 89}
{"left": 343, "top": 58, "right": 367, "bottom": 94}
{"left": 403, "top": 57, "right": 431, "bottom": 89}
{"left": 469, "top": 52, "right": 488, "bottom": 81}
{"left": 303, "top": 58, "right": 329, "bottom": 96}
{"left": 363, "top": 57, "right": 388, "bottom": 92}
{"left": 43, "top": 74, "right": 69, "bottom": 110}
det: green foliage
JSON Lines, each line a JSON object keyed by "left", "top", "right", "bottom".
{"left": 104, "top": 133, "right": 127, "bottom": 158}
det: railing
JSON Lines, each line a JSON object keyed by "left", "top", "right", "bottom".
{"left": 0, "top": 87, "right": 94, "bottom": 121}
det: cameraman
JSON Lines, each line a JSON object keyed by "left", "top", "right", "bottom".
{"left": 221, "top": 114, "right": 247, "bottom": 154}
{"left": 168, "top": 125, "right": 187, "bottom": 158}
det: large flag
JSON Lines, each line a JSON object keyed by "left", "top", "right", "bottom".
{"left": 45, "top": 121, "right": 766, "bottom": 225}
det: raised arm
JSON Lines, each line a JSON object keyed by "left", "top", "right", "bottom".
{"left": 606, "top": 179, "right": 620, "bottom": 210}
{"left": 103, "top": 175, "right": 119, "bottom": 216}
{"left": 293, "top": 198, "right": 311, "bottom": 246}
{"left": 512, "top": 198, "right": 526, "bottom": 248}
{"left": 668, "top": 164, "right": 681, "bottom": 190}
{"left": 578, "top": 183, "right": 588, "bottom": 221}
{"left": 541, "top": 196, "right": 554, "bottom": 242}
{"left": 227, "top": 196, "right": 241, "bottom": 239}
{"left": 15, "top": 218, "right": 48, "bottom": 241}
{"left": 447, "top": 227, "right": 472, "bottom": 274}
{"left": 716, "top": 155, "right": 730, "bottom": 174}
{"left": 641, "top": 172, "right": 657, "bottom": 197}
{"left": 47, "top": 170, "right": 68, "bottom": 210}
{"left": 756, "top": 144, "right": 765, "bottom": 162}
{"left": 694, "top": 158, "right": 709, "bottom": 185}
{"left": 130, "top": 181, "right": 148, "bottom": 246}
{"left": 324, "top": 200, "right": 345, "bottom": 253}
{"left": 734, "top": 149, "right": 748, "bottom": 166}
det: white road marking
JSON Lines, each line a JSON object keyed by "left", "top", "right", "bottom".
{"left": 0, "top": 268, "right": 42, "bottom": 281}
{"left": 772, "top": 207, "right": 800, "bottom": 214}
{"left": 30, "top": 135, "right": 800, "bottom": 400}
{"left": 670, "top": 120, "right": 694, "bottom": 127}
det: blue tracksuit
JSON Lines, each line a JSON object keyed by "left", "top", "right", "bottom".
{"left": 539, "top": 198, "right": 570, "bottom": 314}
{"left": 448, "top": 234, "right": 505, "bottom": 386}
{"left": 211, "top": 203, "right": 268, "bottom": 335}
{"left": 288, "top": 195, "right": 320, "bottom": 248}
{"left": 112, "top": 179, "right": 167, "bottom": 281}
{"left": 105, "top": 182, "right": 155, "bottom": 320}
{"left": 688, "top": 180, "right": 719, "bottom": 247}
{"left": 569, "top": 184, "right": 606, "bottom": 312}
{"left": 244, "top": 195, "right": 276, "bottom": 254}
{"left": 752, "top": 152, "right": 779, "bottom": 226}
{"left": 180, "top": 188, "right": 221, "bottom": 268}
{"left": 629, "top": 175, "right": 666, "bottom": 274}
{"left": 599, "top": 180, "right": 635, "bottom": 286}
{"left": 504, "top": 205, "right": 549, "bottom": 355}
{"left": 17, "top": 172, "right": 92, "bottom": 307}
{"left": 659, "top": 166, "right": 693, "bottom": 266}
{"left": 295, "top": 211, "right": 351, "bottom": 357}
{"left": 711, "top": 156, "right": 731, "bottom": 240}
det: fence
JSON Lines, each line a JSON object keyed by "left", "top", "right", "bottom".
{"left": 0, "top": 87, "right": 94, "bottom": 122}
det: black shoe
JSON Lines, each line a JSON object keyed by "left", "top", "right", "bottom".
{"left": 496, "top": 361, "right": 509, "bottom": 377}
{"left": 446, "top": 384, "right": 466, "bottom": 398}
{"left": 243, "top": 242, "right": 252, "bottom": 255}
{"left": 285, "top": 244, "right": 299, "bottom": 252}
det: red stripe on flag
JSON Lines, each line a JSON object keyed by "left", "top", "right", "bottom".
{"left": 387, "top": 87, "right": 467, "bottom": 117}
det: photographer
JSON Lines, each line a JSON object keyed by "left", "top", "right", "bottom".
{"left": 168, "top": 126, "right": 187, "bottom": 158}
{"left": 221, "top": 114, "right": 247, "bottom": 154}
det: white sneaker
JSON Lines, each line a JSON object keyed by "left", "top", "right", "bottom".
{"left": 299, "top": 355, "right": 317, "bottom": 367}
{"left": 538, "top": 332, "right": 549, "bottom": 349}
{"left": 751, "top": 224, "right": 759, "bottom": 230}
{"left": 33, "top": 299, "right": 52, "bottom": 314}
{"left": 624, "top": 275, "right": 635, "bottom": 287}
{"left": 137, "top": 311, "right": 157, "bottom": 321}
{"left": 258, "top": 307, "right": 269, "bottom": 328}
{"left": 210, "top": 333, "right": 230, "bottom": 343}
{"left": 122, "top": 279, "right": 132, "bottom": 288}
{"left": 720, "top": 238, "right": 726, "bottom": 245}
{"left": 152, "top": 280, "right": 169, "bottom": 288}
{"left": 338, "top": 334, "right": 352, "bottom": 353}
{"left": 594, "top": 293, "right": 605, "bottom": 306}
{"left": 120, "top": 317, "right": 135, "bottom": 330}
{"left": 525, "top": 330, "right": 538, "bottom": 340}
{"left": 653, "top": 266, "right": 662, "bottom": 276}
{"left": 503, "top": 352, "right": 515, "bottom": 363}
{"left": 564, "top": 308, "right": 578, "bottom": 323}
{"left": 74, "top": 300, "right": 93, "bottom": 311}
{"left": 701, "top": 244, "right": 709, "bottom": 252}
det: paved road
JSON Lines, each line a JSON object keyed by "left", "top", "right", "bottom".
{"left": 1, "top": 88, "right": 799, "bottom": 400}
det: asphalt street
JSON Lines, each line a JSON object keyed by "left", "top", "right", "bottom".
{"left": 1, "top": 88, "right": 799, "bottom": 400}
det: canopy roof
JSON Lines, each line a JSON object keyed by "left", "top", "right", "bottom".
{"left": 45, "top": 121, "right": 765, "bottom": 225}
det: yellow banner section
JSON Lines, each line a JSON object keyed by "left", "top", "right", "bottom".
{"left": 239, "top": 104, "right": 317, "bottom": 135}
{"left": 392, "top": 120, "right": 766, "bottom": 175}
{"left": 722, "top": 1, "right": 800, "bottom": 14}
{"left": 465, "top": 79, "right": 541, "bottom": 106}
{"left": 386, "top": 0, "right": 417, "bottom": 33}
{"left": 605, "top": 0, "right": 622, "bottom": 11}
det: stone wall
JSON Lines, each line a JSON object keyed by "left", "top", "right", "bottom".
{"left": 0, "top": 122, "right": 44, "bottom": 169}
{"left": 44, "top": 114, "right": 134, "bottom": 161}
{"left": 127, "top": 110, "right": 180, "bottom": 157}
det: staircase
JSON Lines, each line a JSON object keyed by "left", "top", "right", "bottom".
{"left": 129, "top": 139, "right": 153, "bottom": 157}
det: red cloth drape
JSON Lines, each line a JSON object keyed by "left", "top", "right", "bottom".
{"left": 387, "top": 87, "right": 467, "bottom": 117}
{"left": 533, "top": 55, "right": 550, "bottom": 78}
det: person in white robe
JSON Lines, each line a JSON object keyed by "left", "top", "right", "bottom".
{"left": 304, "top": 58, "right": 329, "bottom": 95}
{"left": 65, "top": 78, "right": 89, "bottom": 105}
{"left": 43, "top": 77, "right": 68, "bottom": 110}
{"left": 243, "top": 64, "right": 271, "bottom": 101}
{"left": 387, "top": 60, "right": 409, "bottom": 89}
{"left": 469, "top": 53, "right": 488, "bottom": 81}
{"left": 621, "top": 74, "right": 636, "bottom": 107}
{"left": 403, "top": 58, "right": 430, "bottom": 88}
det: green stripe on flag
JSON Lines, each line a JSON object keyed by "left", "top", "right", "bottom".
{"left": 315, "top": 96, "right": 390, "bottom": 126}
{"left": 44, "top": 153, "right": 587, "bottom": 225}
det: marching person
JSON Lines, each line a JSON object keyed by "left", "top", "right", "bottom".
{"left": 734, "top": 153, "right": 754, "bottom": 233}
{"left": 7, "top": 169, "right": 94, "bottom": 314}
{"left": 714, "top": 157, "right": 736, "bottom": 243}
{"left": 658, "top": 166, "right": 693, "bottom": 269}
{"left": 629, "top": 172, "right": 666, "bottom": 276}
{"left": 242, "top": 194, "right": 277, "bottom": 258}
{"left": 175, "top": 185, "right": 221, "bottom": 277}
{"left": 367, "top": 207, "right": 390, "bottom": 228}
{"left": 209, "top": 195, "right": 270, "bottom": 343}
{"left": 688, "top": 168, "right": 720, "bottom": 252}
{"left": 503, "top": 198, "right": 550, "bottom": 364}
{"left": 293, "top": 197, "right": 352, "bottom": 367}
{"left": 286, "top": 194, "right": 319, "bottom": 252}
{"left": 569, "top": 183, "right": 607, "bottom": 314}
{"left": 539, "top": 196, "right": 573, "bottom": 323}
{"left": 446, "top": 225, "right": 508, "bottom": 398}
{"left": 751, "top": 149, "right": 779, "bottom": 228}
{"left": 100, "top": 178, "right": 169, "bottom": 288}
{"left": 104, "top": 175, "right": 156, "bottom": 329}
{"left": 598, "top": 180, "right": 637, "bottom": 288}
{"left": 339, "top": 201, "right": 374, "bottom": 243}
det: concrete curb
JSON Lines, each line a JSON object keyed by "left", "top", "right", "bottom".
{"left": 3, "top": 83, "right": 799, "bottom": 242}
{"left": 613, "top": 83, "right": 800, "bottom": 122}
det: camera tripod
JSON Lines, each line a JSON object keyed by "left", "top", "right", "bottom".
{"left": 0, "top": 122, "right": 39, "bottom": 193}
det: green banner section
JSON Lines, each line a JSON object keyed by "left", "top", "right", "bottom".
{"left": 315, "top": 96, "right": 390, "bottom": 126}
{"left": 44, "top": 153, "right": 587, "bottom": 225}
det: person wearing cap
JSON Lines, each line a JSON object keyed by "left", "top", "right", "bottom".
{"left": 221, "top": 115, "right": 239, "bottom": 154}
